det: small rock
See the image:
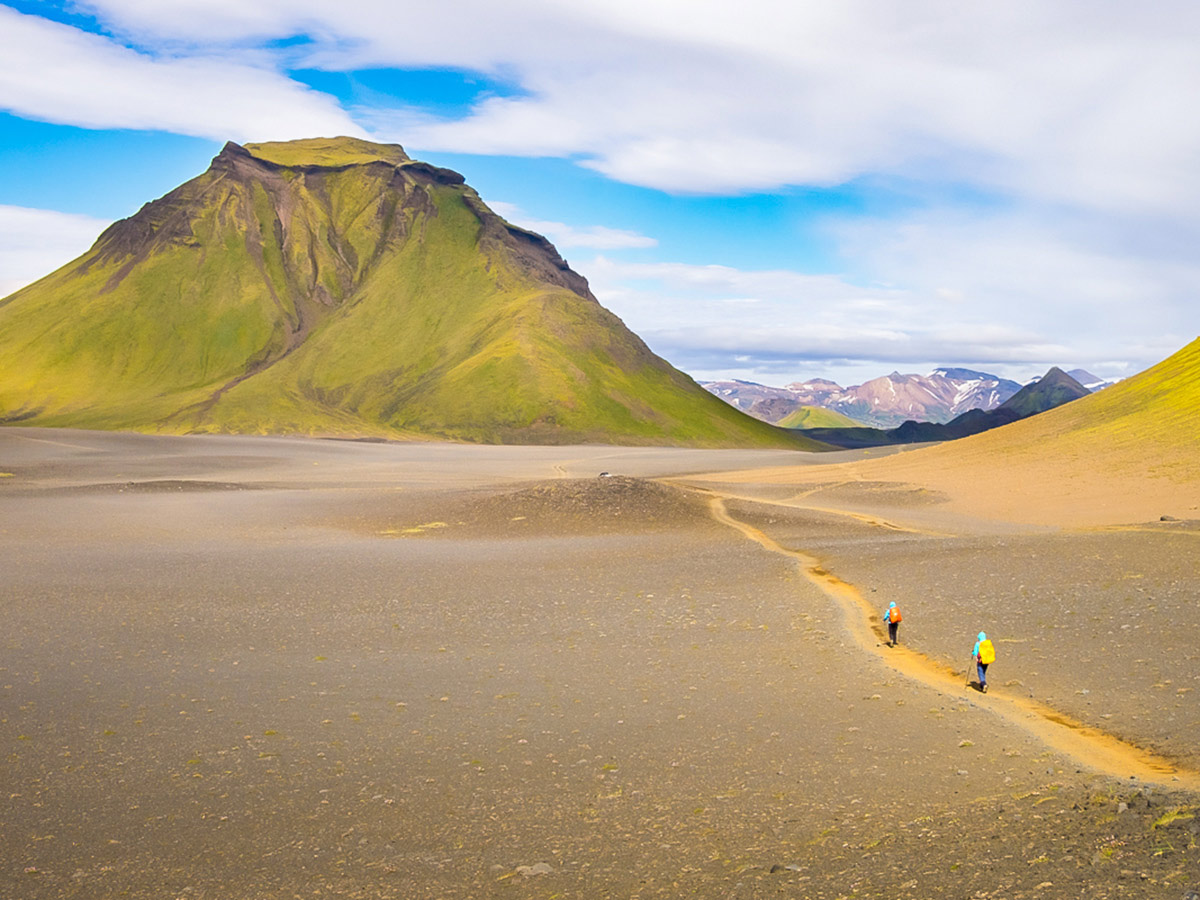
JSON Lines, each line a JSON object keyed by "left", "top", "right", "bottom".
{"left": 1118, "top": 802, "right": 1128, "bottom": 813}
{"left": 1161, "top": 515, "right": 1179, "bottom": 522}
{"left": 516, "top": 863, "right": 553, "bottom": 877}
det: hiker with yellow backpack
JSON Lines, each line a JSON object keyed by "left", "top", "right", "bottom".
{"left": 882, "top": 601, "right": 901, "bottom": 647}
{"left": 973, "top": 632, "right": 995, "bottom": 693}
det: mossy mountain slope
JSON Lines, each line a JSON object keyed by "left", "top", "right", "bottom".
{"left": 0, "top": 138, "right": 809, "bottom": 448}
{"left": 925, "top": 340, "right": 1200, "bottom": 466}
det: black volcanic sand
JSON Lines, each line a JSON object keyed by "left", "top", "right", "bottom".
{"left": 1, "top": 429, "right": 1197, "bottom": 899}
{"left": 721, "top": 500, "right": 1200, "bottom": 772}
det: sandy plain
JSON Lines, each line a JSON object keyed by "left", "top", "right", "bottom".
{"left": 1, "top": 427, "right": 1197, "bottom": 899}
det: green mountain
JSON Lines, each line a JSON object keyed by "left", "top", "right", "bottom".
{"left": 777, "top": 405, "right": 862, "bottom": 429}
{"left": 0, "top": 137, "right": 812, "bottom": 448}
{"left": 996, "top": 366, "right": 1090, "bottom": 417}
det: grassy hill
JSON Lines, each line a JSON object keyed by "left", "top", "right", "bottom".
{"left": 923, "top": 341, "right": 1200, "bottom": 468}
{"left": 0, "top": 138, "right": 814, "bottom": 449}
{"left": 778, "top": 405, "right": 862, "bottom": 429}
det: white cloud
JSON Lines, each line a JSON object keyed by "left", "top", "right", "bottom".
{"left": 0, "top": 206, "right": 112, "bottom": 298}
{"left": 579, "top": 236, "right": 1192, "bottom": 385}
{"left": 826, "top": 207, "right": 1200, "bottom": 365}
{"left": 0, "top": 6, "right": 361, "bottom": 142}
{"left": 71, "top": 1, "right": 1200, "bottom": 216}
{"left": 487, "top": 202, "right": 656, "bottom": 250}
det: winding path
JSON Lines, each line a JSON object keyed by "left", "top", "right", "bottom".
{"left": 706, "top": 494, "right": 1200, "bottom": 792}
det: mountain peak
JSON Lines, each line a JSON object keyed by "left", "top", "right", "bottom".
{"left": 239, "top": 136, "right": 412, "bottom": 168}
{"left": 999, "top": 367, "right": 1089, "bottom": 417}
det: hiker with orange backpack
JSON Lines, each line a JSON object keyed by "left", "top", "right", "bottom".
{"left": 973, "top": 632, "right": 995, "bottom": 692}
{"left": 882, "top": 601, "right": 902, "bottom": 647}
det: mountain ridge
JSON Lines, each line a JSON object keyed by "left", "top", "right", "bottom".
{"left": 797, "top": 367, "right": 1090, "bottom": 448}
{"left": 704, "top": 365, "right": 1112, "bottom": 428}
{"left": 704, "top": 368, "right": 1023, "bottom": 427}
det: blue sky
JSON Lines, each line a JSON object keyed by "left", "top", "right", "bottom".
{"left": 3, "top": 1, "right": 1199, "bottom": 387}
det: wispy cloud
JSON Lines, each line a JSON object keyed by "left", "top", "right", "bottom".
{"left": 68, "top": 1, "right": 1200, "bottom": 215}
{"left": 0, "top": 6, "right": 360, "bottom": 142}
{"left": 0, "top": 205, "right": 112, "bottom": 297}
{"left": 581, "top": 243, "right": 1175, "bottom": 383}
{"left": 487, "top": 202, "right": 656, "bottom": 250}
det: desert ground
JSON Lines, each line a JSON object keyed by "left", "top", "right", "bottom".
{"left": 1, "top": 427, "right": 1197, "bottom": 899}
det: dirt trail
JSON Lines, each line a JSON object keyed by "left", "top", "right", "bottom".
{"left": 695, "top": 486, "right": 945, "bottom": 536}
{"left": 706, "top": 494, "right": 1200, "bottom": 792}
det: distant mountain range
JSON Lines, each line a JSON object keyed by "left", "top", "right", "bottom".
{"left": 0, "top": 137, "right": 810, "bottom": 449}
{"left": 703, "top": 367, "right": 1113, "bottom": 429}
{"left": 799, "top": 367, "right": 1092, "bottom": 448}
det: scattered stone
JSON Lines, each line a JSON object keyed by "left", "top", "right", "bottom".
{"left": 516, "top": 863, "right": 553, "bottom": 877}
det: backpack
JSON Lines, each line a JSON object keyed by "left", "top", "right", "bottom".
{"left": 888, "top": 606, "right": 902, "bottom": 624}
{"left": 978, "top": 639, "right": 995, "bottom": 665}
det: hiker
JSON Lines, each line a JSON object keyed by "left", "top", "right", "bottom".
{"left": 882, "top": 601, "right": 901, "bottom": 647}
{"left": 973, "top": 631, "right": 995, "bottom": 692}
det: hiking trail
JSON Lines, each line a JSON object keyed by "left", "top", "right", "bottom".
{"left": 705, "top": 494, "right": 1200, "bottom": 792}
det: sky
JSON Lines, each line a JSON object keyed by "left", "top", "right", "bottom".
{"left": 2, "top": 1, "right": 1199, "bottom": 388}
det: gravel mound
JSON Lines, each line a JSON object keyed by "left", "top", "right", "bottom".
{"left": 422, "top": 475, "right": 713, "bottom": 536}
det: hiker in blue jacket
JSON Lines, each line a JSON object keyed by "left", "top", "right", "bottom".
{"left": 882, "top": 601, "right": 901, "bottom": 647}
{"left": 972, "top": 632, "right": 995, "bottom": 693}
